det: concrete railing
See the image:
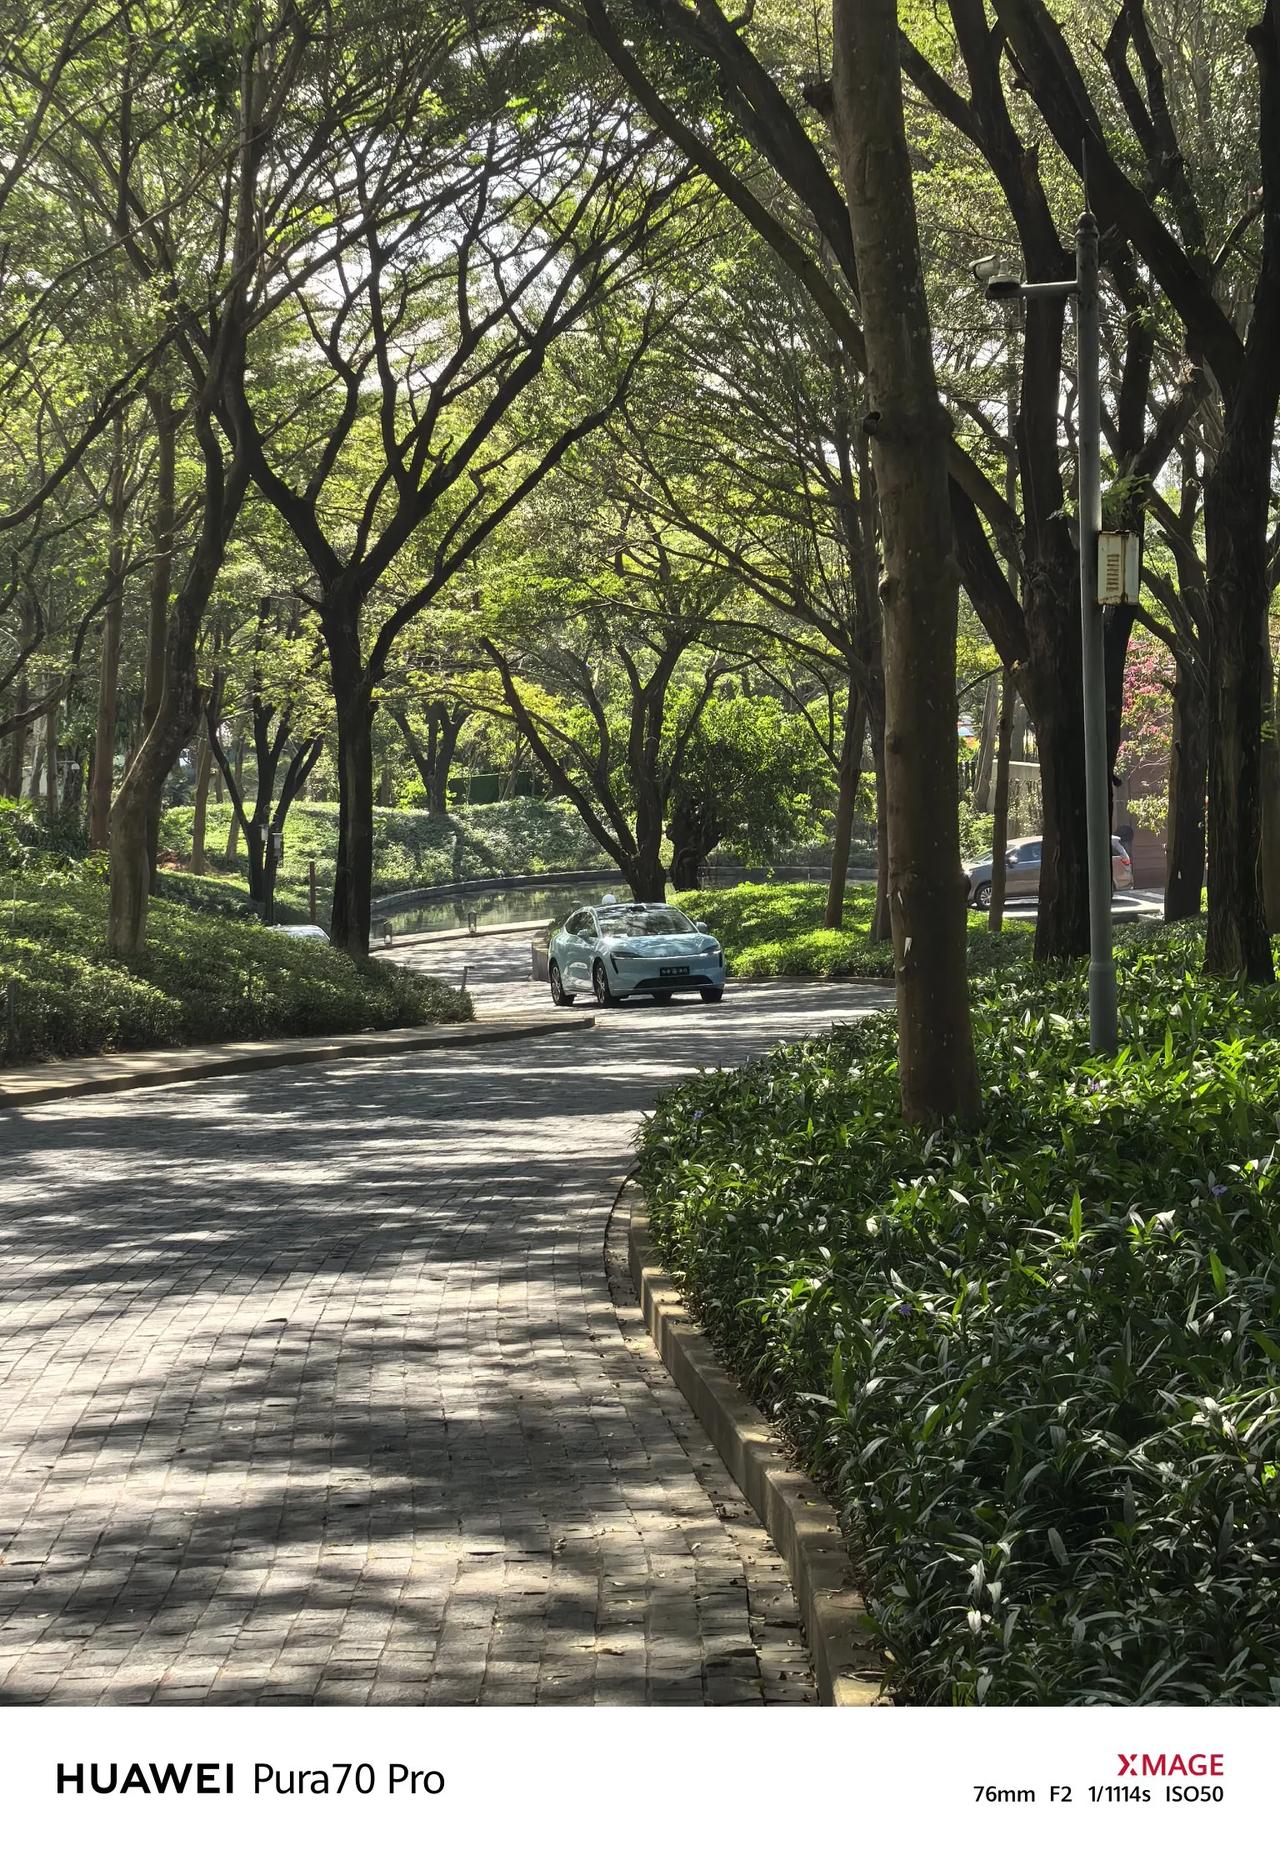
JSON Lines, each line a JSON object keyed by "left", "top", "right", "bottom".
{"left": 370, "top": 867, "right": 610, "bottom": 918}
{"left": 373, "top": 859, "right": 877, "bottom": 920}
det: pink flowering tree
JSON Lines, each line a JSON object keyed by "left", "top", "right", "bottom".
{"left": 1115, "top": 627, "right": 1176, "bottom": 834}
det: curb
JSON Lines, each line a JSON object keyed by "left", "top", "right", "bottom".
{"left": 730, "top": 974, "right": 896, "bottom": 992}
{"left": 0, "top": 1012, "right": 595, "bottom": 1111}
{"left": 616, "top": 1180, "right": 884, "bottom": 1708}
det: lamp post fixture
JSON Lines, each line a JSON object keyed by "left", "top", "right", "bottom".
{"left": 973, "top": 212, "right": 1122, "bottom": 1055}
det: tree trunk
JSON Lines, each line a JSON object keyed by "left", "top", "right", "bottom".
{"left": 824, "top": 677, "right": 867, "bottom": 928}
{"left": 108, "top": 410, "right": 250, "bottom": 955}
{"left": 624, "top": 791, "right": 667, "bottom": 902}
{"left": 427, "top": 706, "right": 464, "bottom": 816}
{"left": 869, "top": 721, "right": 891, "bottom": 943}
{"left": 1165, "top": 648, "right": 1207, "bottom": 920}
{"left": 262, "top": 826, "right": 280, "bottom": 923}
{"left": 330, "top": 672, "right": 376, "bottom": 957}
{"left": 1201, "top": 2, "right": 1279, "bottom": 980}
{"left": 622, "top": 842, "right": 667, "bottom": 903}
{"left": 393, "top": 703, "right": 464, "bottom": 817}
{"left": 2, "top": 716, "right": 25, "bottom": 798}
{"left": 987, "top": 670, "right": 1015, "bottom": 931}
{"left": 1104, "top": 608, "right": 1136, "bottom": 787}
{"left": 44, "top": 695, "right": 58, "bottom": 822}
{"left": 106, "top": 9, "right": 271, "bottom": 955}
{"left": 223, "top": 731, "right": 244, "bottom": 858}
{"left": 208, "top": 710, "right": 275, "bottom": 906}
{"left": 670, "top": 842, "right": 702, "bottom": 889}
{"left": 190, "top": 656, "right": 222, "bottom": 876}
{"left": 264, "top": 737, "right": 322, "bottom": 923}
{"left": 191, "top": 727, "right": 214, "bottom": 874}
{"left": 108, "top": 789, "right": 154, "bottom": 957}
{"left": 973, "top": 673, "right": 999, "bottom": 812}
{"left": 831, "top": 0, "right": 979, "bottom": 1121}
{"left": 1261, "top": 642, "right": 1280, "bottom": 930}
{"left": 1203, "top": 472, "right": 1273, "bottom": 979}
{"left": 141, "top": 392, "right": 178, "bottom": 893}
{"left": 90, "top": 413, "right": 127, "bottom": 850}
{"left": 243, "top": 794, "right": 267, "bottom": 905}
{"left": 108, "top": 646, "right": 208, "bottom": 956}
{"left": 62, "top": 748, "right": 83, "bottom": 823}
{"left": 3, "top": 598, "right": 34, "bottom": 797}
{"left": 627, "top": 765, "right": 667, "bottom": 902}
{"left": 669, "top": 788, "right": 721, "bottom": 892}
{"left": 1024, "top": 572, "right": 1090, "bottom": 959}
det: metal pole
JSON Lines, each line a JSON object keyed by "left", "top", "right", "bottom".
{"left": 1075, "top": 213, "right": 1117, "bottom": 1054}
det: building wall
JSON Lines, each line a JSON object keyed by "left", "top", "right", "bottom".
{"left": 1115, "top": 759, "right": 1168, "bottom": 888}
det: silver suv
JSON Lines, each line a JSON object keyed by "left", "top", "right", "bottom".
{"left": 964, "top": 835, "right": 1134, "bottom": 908}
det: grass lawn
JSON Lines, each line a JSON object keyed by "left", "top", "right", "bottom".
{"left": 1, "top": 866, "right": 471, "bottom": 1065}
{"left": 673, "top": 880, "right": 1036, "bottom": 980}
{"left": 637, "top": 921, "right": 1280, "bottom": 1704}
{"left": 160, "top": 796, "right": 609, "bottom": 922}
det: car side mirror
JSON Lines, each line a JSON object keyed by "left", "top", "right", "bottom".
{"left": 695, "top": 921, "right": 708, "bottom": 933}
{"left": 1005, "top": 851, "right": 1018, "bottom": 866}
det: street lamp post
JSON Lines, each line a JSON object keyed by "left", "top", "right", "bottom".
{"left": 1072, "top": 216, "right": 1118, "bottom": 1054}
{"left": 973, "top": 212, "right": 1119, "bottom": 1055}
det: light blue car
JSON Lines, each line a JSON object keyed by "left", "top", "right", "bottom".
{"left": 548, "top": 898, "right": 726, "bottom": 1007}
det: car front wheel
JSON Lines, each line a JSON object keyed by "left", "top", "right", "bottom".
{"left": 972, "top": 881, "right": 992, "bottom": 910}
{"left": 549, "top": 962, "right": 575, "bottom": 1006}
{"left": 700, "top": 987, "right": 724, "bottom": 1004}
{"left": 592, "top": 960, "right": 618, "bottom": 1006}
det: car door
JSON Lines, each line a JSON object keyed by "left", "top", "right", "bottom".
{"left": 576, "top": 910, "right": 601, "bottom": 989}
{"left": 1010, "top": 839, "right": 1042, "bottom": 897}
{"left": 559, "top": 911, "right": 586, "bottom": 988}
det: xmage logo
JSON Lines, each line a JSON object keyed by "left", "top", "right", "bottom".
{"left": 1117, "top": 1754, "right": 1224, "bottom": 1779}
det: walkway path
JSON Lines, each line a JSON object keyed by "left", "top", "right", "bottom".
{"left": 0, "top": 946, "right": 887, "bottom": 1705}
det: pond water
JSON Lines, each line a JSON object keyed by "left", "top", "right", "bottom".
{"left": 378, "top": 876, "right": 612, "bottom": 936}
{"left": 376, "top": 863, "right": 850, "bottom": 937}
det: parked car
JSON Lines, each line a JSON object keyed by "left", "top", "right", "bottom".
{"left": 269, "top": 923, "right": 330, "bottom": 942}
{"left": 964, "top": 835, "right": 1133, "bottom": 908}
{"left": 547, "top": 898, "right": 725, "bottom": 1006}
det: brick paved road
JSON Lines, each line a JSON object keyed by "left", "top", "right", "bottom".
{"left": 0, "top": 951, "right": 885, "bottom": 1706}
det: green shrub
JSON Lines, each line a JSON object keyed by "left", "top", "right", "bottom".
{"left": 0, "top": 796, "right": 88, "bottom": 870}
{"left": 637, "top": 927, "right": 1280, "bottom": 1705}
{"left": 674, "top": 881, "right": 1035, "bottom": 980}
{"left": 1, "top": 865, "right": 470, "bottom": 1064}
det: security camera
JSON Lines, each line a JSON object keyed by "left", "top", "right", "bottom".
{"left": 971, "top": 254, "right": 1023, "bottom": 300}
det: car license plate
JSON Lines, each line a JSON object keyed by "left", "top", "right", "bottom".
{"left": 660, "top": 965, "right": 689, "bottom": 978}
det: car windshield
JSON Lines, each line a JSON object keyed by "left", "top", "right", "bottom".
{"left": 596, "top": 906, "right": 696, "bottom": 937}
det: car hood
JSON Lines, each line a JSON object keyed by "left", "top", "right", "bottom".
{"left": 603, "top": 932, "right": 717, "bottom": 955}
